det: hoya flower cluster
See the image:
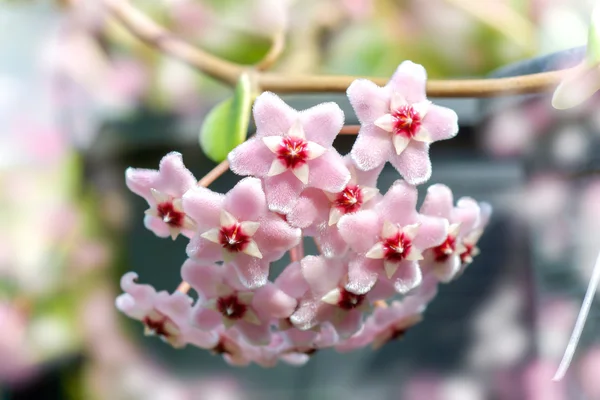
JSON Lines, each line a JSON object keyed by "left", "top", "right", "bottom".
{"left": 117, "top": 61, "right": 491, "bottom": 367}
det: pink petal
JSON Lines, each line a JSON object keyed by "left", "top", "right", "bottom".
{"left": 413, "top": 214, "right": 448, "bottom": 250}
{"left": 254, "top": 213, "right": 301, "bottom": 258}
{"left": 390, "top": 261, "right": 422, "bottom": 294}
{"left": 433, "top": 255, "right": 461, "bottom": 282}
{"left": 283, "top": 327, "right": 318, "bottom": 346}
{"left": 376, "top": 180, "right": 419, "bottom": 225}
{"left": 389, "top": 141, "right": 432, "bottom": 185}
{"left": 191, "top": 306, "right": 222, "bottom": 330}
{"left": 224, "top": 177, "right": 267, "bottom": 222}
{"left": 182, "top": 187, "right": 224, "bottom": 231}
{"left": 252, "top": 284, "right": 297, "bottom": 319}
{"left": 453, "top": 197, "right": 481, "bottom": 236}
{"left": 185, "top": 328, "right": 219, "bottom": 349}
{"left": 116, "top": 272, "right": 156, "bottom": 319}
{"left": 143, "top": 215, "right": 171, "bottom": 238}
{"left": 228, "top": 137, "right": 275, "bottom": 177}
{"left": 478, "top": 202, "right": 493, "bottom": 228}
{"left": 317, "top": 225, "right": 349, "bottom": 258}
{"left": 180, "top": 260, "right": 222, "bottom": 299}
{"left": 285, "top": 189, "right": 325, "bottom": 229}
{"left": 290, "top": 298, "right": 319, "bottom": 330}
{"left": 236, "top": 321, "right": 271, "bottom": 345}
{"left": 125, "top": 167, "right": 160, "bottom": 202}
{"left": 154, "top": 292, "right": 193, "bottom": 324}
{"left": 263, "top": 173, "right": 305, "bottom": 214}
{"left": 386, "top": 61, "right": 427, "bottom": 104}
{"left": 231, "top": 255, "right": 270, "bottom": 289}
{"left": 252, "top": 91, "right": 297, "bottom": 138}
{"left": 338, "top": 210, "right": 381, "bottom": 254}
{"left": 186, "top": 236, "right": 224, "bottom": 263}
{"left": 333, "top": 310, "right": 363, "bottom": 339}
{"left": 420, "top": 184, "right": 453, "bottom": 219}
{"left": 368, "top": 276, "right": 396, "bottom": 300}
{"left": 301, "top": 256, "right": 345, "bottom": 296}
{"left": 274, "top": 261, "right": 309, "bottom": 298}
{"left": 156, "top": 152, "right": 196, "bottom": 197}
{"left": 347, "top": 155, "right": 384, "bottom": 187}
{"left": 336, "top": 323, "right": 377, "bottom": 352}
{"left": 347, "top": 257, "right": 378, "bottom": 294}
{"left": 307, "top": 150, "right": 350, "bottom": 192}
{"left": 350, "top": 124, "right": 392, "bottom": 171}
{"left": 421, "top": 104, "right": 459, "bottom": 142}
{"left": 347, "top": 79, "right": 389, "bottom": 124}
{"left": 301, "top": 102, "right": 344, "bottom": 147}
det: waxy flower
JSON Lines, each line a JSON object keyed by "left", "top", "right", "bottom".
{"left": 183, "top": 177, "right": 301, "bottom": 288}
{"left": 286, "top": 156, "right": 382, "bottom": 258}
{"left": 457, "top": 201, "right": 492, "bottom": 275}
{"left": 182, "top": 261, "right": 296, "bottom": 345}
{"left": 228, "top": 92, "right": 350, "bottom": 214}
{"left": 338, "top": 180, "right": 448, "bottom": 293}
{"left": 115, "top": 272, "right": 218, "bottom": 349}
{"left": 125, "top": 152, "right": 196, "bottom": 239}
{"left": 347, "top": 61, "right": 458, "bottom": 185}
{"left": 419, "top": 184, "right": 482, "bottom": 282}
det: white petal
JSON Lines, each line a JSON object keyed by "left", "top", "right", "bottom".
{"left": 291, "top": 163, "right": 309, "bottom": 184}
{"left": 328, "top": 207, "right": 344, "bottom": 226}
{"left": 405, "top": 247, "right": 423, "bottom": 261}
{"left": 384, "top": 261, "right": 399, "bottom": 279}
{"left": 201, "top": 228, "right": 221, "bottom": 243}
{"left": 240, "top": 221, "right": 260, "bottom": 236}
{"left": 323, "top": 191, "right": 337, "bottom": 202}
{"left": 391, "top": 92, "right": 408, "bottom": 111}
{"left": 392, "top": 135, "right": 410, "bottom": 155}
{"left": 216, "top": 283, "right": 232, "bottom": 297}
{"left": 456, "top": 242, "right": 467, "bottom": 254}
{"left": 242, "top": 240, "right": 263, "bottom": 259}
{"left": 268, "top": 159, "right": 288, "bottom": 176}
{"left": 321, "top": 288, "right": 342, "bottom": 305}
{"left": 382, "top": 220, "right": 399, "bottom": 239}
{"left": 412, "top": 100, "right": 431, "bottom": 118}
{"left": 263, "top": 136, "right": 283, "bottom": 153}
{"left": 203, "top": 298, "right": 218, "bottom": 310}
{"left": 169, "top": 227, "right": 180, "bottom": 241}
{"left": 223, "top": 317, "right": 236, "bottom": 328}
{"left": 288, "top": 119, "right": 306, "bottom": 139}
{"left": 448, "top": 223, "right": 461, "bottom": 237}
{"left": 220, "top": 209, "right": 238, "bottom": 227}
{"left": 243, "top": 309, "right": 261, "bottom": 325}
{"left": 182, "top": 216, "right": 197, "bottom": 231}
{"left": 306, "top": 141, "right": 326, "bottom": 160}
{"left": 172, "top": 198, "right": 184, "bottom": 211}
{"left": 150, "top": 188, "right": 169, "bottom": 204}
{"left": 412, "top": 127, "right": 433, "bottom": 143}
{"left": 222, "top": 249, "right": 236, "bottom": 263}
{"left": 365, "top": 242, "right": 385, "bottom": 259}
{"left": 374, "top": 114, "right": 395, "bottom": 132}
{"left": 361, "top": 187, "right": 379, "bottom": 203}
{"left": 145, "top": 208, "right": 159, "bottom": 217}
{"left": 347, "top": 165, "right": 358, "bottom": 185}
{"left": 238, "top": 292, "right": 254, "bottom": 304}
{"left": 402, "top": 223, "right": 420, "bottom": 240}
{"left": 471, "top": 246, "right": 480, "bottom": 257}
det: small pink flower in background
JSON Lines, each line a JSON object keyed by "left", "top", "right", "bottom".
{"left": 115, "top": 272, "right": 218, "bottom": 349}
{"left": 577, "top": 345, "right": 600, "bottom": 399}
{"left": 523, "top": 359, "right": 567, "bottom": 400}
{"left": 347, "top": 61, "right": 458, "bottom": 185}
{"left": 184, "top": 177, "right": 301, "bottom": 288}
{"left": 286, "top": 156, "right": 382, "bottom": 258}
{"left": 126, "top": 152, "right": 197, "bottom": 240}
{"left": 456, "top": 201, "right": 492, "bottom": 275}
{"left": 338, "top": 180, "right": 448, "bottom": 293}
{"left": 228, "top": 92, "right": 350, "bottom": 214}
{"left": 182, "top": 260, "right": 296, "bottom": 346}
{"left": 0, "top": 302, "right": 37, "bottom": 384}
{"left": 419, "top": 184, "right": 481, "bottom": 282}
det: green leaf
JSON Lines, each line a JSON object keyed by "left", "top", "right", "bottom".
{"left": 199, "top": 73, "right": 253, "bottom": 163}
{"left": 587, "top": 4, "right": 600, "bottom": 65}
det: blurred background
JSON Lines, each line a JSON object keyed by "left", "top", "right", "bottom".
{"left": 2, "top": 0, "right": 600, "bottom": 399}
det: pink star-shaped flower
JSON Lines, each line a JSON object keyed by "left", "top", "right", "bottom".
{"left": 182, "top": 260, "right": 296, "bottom": 346}
{"left": 115, "top": 272, "right": 218, "bottom": 349}
{"left": 347, "top": 61, "right": 459, "bottom": 185}
{"left": 286, "top": 156, "right": 382, "bottom": 258}
{"left": 183, "top": 177, "right": 301, "bottom": 288}
{"left": 456, "top": 201, "right": 492, "bottom": 275}
{"left": 228, "top": 92, "right": 351, "bottom": 214}
{"left": 338, "top": 180, "right": 448, "bottom": 293}
{"left": 125, "top": 152, "right": 197, "bottom": 239}
{"left": 419, "top": 184, "right": 482, "bottom": 282}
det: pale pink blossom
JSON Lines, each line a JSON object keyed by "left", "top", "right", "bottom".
{"left": 183, "top": 177, "right": 301, "bottom": 288}
{"left": 228, "top": 92, "right": 351, "bottom": 214}
{"left": 338, "top": 180, "right": 448, "bottom": 293}
{"left": 126, "top": 152, "right": 197, "bottom": 239}
{"left": 419, "top": 184, "right": 482, "bottom": 282}
{"left": 347, "top": 61, "right": 459, "bottom": 184}
{"left": 115, "top": 272, "right": 218, "bottom": 349}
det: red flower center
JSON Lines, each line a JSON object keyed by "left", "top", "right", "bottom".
{"left": 433, "top": 235, "right": 457, "bottom": 262}
{"left": 382, "top": 232, "right": 412, "bottom": 262}
{"left": 276, "top": 137, "right": 309, "bottom": 169}
{"left": 216, "top": 295, "right": 248, "bottom": 320}
{"left": 460, "top": 243, "right": 475, "bottom": 264}
{"left": 218, "top": 223, "right": 251, "bottom": 253}
{"left": 338, "top": 288, "right": 366, "bottom": 310}
{"left": 334, "top": 185, "right": 364, "bottom": 214}
{"left": 143, "top": 313, "right": 177, "bottom": 340}
{"left": 156, "top": 202, "right": 185, "bottom": 228}
{"left": 392, "top": 105, "right": 421, "bottom": 138}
